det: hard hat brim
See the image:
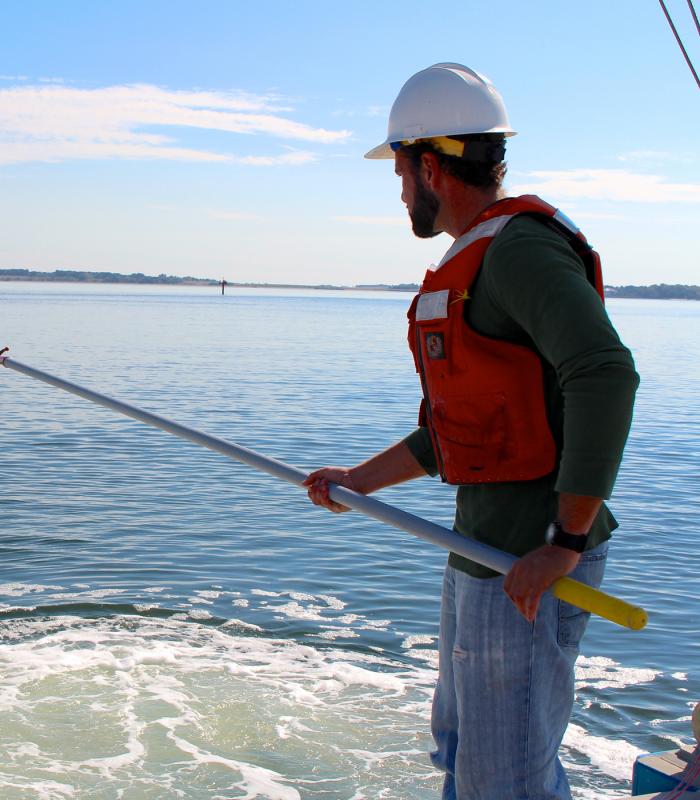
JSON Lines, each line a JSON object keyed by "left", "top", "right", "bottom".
{"left": 364, "top": 129, "right": 517, "bottom": 160}
{"left": 364, "top": 142, "right": 395, "bottom": 160}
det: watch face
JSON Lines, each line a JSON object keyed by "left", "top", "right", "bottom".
{"left": 545, "top": 521, "right": 587, "bottom": 552}
{"left": 545, "top": 523, "right": 557, "bottom": 545}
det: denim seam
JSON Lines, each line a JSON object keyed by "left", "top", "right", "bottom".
{"left": 524, "top": 620, "right": 535, "bottom": 799}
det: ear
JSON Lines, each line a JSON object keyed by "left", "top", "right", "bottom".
{"left": 420, "top": 151, "right": 442, "bottom": 191}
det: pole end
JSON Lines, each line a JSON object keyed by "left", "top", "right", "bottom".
{"left": 627, "top": 606, "right": 648, "bottom": 631}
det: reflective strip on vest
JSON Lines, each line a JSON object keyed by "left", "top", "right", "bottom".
{"left": 437, "top": 215, "right": 515, "bottom": 269}
{"left": 552, "top": 208, "right": 580, "bottom": 235}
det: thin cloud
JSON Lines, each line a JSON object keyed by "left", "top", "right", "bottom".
{"left": 0, "top": 83, "right": 352, "bottom": 166}
{"left": 617, "top": 150, "right": 695, "bottom": 165}
{"left": 617, "top": 150, "right": 673, "bottom": 162}
{"left": 567, "top": 211, "right": 628, "bottom": 222}
{"left": 0, "top": 141, "right": 230, "bottom": 164}
{"left": 332, "top": 215, "right": 409, "bottom": 226}
{"left": 231, "top": 151, "right": 316, "bottom": 166}
{"left": 510, "top": 169, "right": 700, "bottom": 203}
{"left": 332, "top": 104, "right": 388, "bottom": 119}
{"left": 208, "top": 209, "right": 264, "bottom": 221}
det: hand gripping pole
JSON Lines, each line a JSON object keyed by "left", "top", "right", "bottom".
{"left": 2, "top": 355, "right": 647, "bottom": 630}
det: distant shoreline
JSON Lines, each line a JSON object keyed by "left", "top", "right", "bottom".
{"left": 0, "top": 270, "right": 698, "bottom": 300}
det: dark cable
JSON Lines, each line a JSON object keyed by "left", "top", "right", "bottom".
{"left": 658, "top": 0, "right": 700, "bottom": 88}
{"left": 687, "top": 0, "right": 700, "bottom": 36}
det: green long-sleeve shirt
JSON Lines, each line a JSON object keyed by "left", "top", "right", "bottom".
{"left": 404, "top": 215, "right": 639, "bottom": 578}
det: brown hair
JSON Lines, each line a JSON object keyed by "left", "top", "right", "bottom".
{"left": 400, "top": 134, "right": 507, "bottom": 190}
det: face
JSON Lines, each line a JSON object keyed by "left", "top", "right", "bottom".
{"left": 395, "top": 151, "right": 440, "bottom": 239}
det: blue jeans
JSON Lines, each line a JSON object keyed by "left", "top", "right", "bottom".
{"left": 431, "top": 543, "right": 608, "bottom": 800}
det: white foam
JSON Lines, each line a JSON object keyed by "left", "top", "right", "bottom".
{"left": 576, "top": 656, "right": 659, "bottom": 690}
{"left": 162, "top": 721, "right": 302, "bottom": 800}
{"left": 2, "top": 614, "right": 649, "bottom": 798}
{"left": 43, "top": 588, "right": 127, "bottom": 602}
{"left": 271, "top": 601, "right": 326, "bottom": 621}
{"left": 0, "top": 583, "right": 63, "bottom": 597}
{"left": 345, "top": 744, "right": 429, "bottom": 771}
{"left": 334, "top": 612, "right": 391, "bottom": 632}
{"left": 325, "top": 662, "right": 407, "bottom": 693}
{"left": 571, "top": 787, "right": 621, "bottom": 800}
{"left": 233, "top": 763, "right": 301, "bottom": 800}
{"left": 187, "top": 609, "right": 213, "bottom": 620}
{"left": 196, "top": 590, "right": 222, "bottom": 600}
{"left": 563, "top": 722, "right": 643, "bottom": 781}
{"left": 0, "top": 778, "right": 76, "bottom": 799}
{"left": 356, "top": 618, "right": 391, "bottom": 631}
{"left": 317, "top": 594, "right": 346, "bottom": 610}
{"left": 79, "top": 588, "right": 127, "bottom": 599}
{"left": 651, "top": 715, "right": 692, "bottom": 726}
{"left": 401, "top": 635, "right": 437, "bottom": 650}
{"left": 407, "top": 649, "right": 439, "bottom": 668}
{"left": 275, "top": 716, "right": 311, "bottom": 740}
{"left": 221, "top": 618, "right": 263, "bottom": 632}
{"left": 315, "top": 628, "right": 360, "bottom": 640}
{"left": 248, "top": 590, "right": 350, "bottom": 627}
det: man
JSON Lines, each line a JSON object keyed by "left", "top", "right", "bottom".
{"left": 304, "top": 63, "right": 638, "bottom": 799}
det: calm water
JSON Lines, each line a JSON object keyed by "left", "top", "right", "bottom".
{"left": 1, "top": 283, "right": 698, "bottom": 799}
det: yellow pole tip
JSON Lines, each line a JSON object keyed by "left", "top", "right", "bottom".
{"left": 628, "top": 607, "right": 648, "bottom": 631}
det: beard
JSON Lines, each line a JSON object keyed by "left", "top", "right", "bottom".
{"left": 409, "top": 174, "right": 441, "bottom": 238}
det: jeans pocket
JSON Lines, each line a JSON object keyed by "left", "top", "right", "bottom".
{"left": 557, "top": 602, "right": 591, "bottom": 650}
{"left": 557, "top": 542, "right": 608, "bottom": 650}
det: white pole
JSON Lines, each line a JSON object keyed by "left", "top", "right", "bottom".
{"left": 2, "top": 356, "right": 513, "bottom": 573}
{"left": 1, "top": 355, "right": 648, "bottom": 629}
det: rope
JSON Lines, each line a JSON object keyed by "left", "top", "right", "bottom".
{"left": 658, "top": 0, "right": 700, "bottom": 89}
{"left": 658, "top": 745, "right": 700, "bottom": 798}
{"left": 687, "top": 0, "right": 700, "bottom": 37}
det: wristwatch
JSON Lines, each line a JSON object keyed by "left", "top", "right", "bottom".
{"left": 545, "top": 520, "right": 588, "bottom": 553}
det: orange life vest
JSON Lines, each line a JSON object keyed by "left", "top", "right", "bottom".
{"left": 407, "top": 195, "right": 604, "bottom": 485}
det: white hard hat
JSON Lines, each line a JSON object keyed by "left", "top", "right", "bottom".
{"left": 365, "top": 62, "right": 516, "bottom": 160}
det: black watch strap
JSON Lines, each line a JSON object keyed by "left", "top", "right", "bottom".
{"left": 545, "top": 520, "right": 588, "bottom": 553}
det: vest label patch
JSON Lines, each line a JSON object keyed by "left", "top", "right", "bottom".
{"left": 416, "top": 289, "right": 449, "bottom": 321}
{"left": 425, "top": 332, "right": 445, "bottom": 359}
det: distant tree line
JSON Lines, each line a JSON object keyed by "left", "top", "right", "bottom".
{"left": 363, "top": 283, "right": 700, "bottom": 298}
{"left": 604, "top": 284, "right": 700, "bottom": 300}
{"left": 355, "top": 283, "right": 420, "bottom": 292}
{"left": 0, "top": 269, "right": 217, "bottom": 285}
{"left": 1, "top": 270, "right": 697, "bottom": 299}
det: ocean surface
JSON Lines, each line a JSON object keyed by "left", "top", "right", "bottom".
{"left": 1, "top": 282, "right": 698, "bottom": 800}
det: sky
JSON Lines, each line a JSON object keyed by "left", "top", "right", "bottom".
{"left": 1, "top": 0, "right": 698, "bottom": 287}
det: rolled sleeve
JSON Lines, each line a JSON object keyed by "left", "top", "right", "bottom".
{"left": 402, "top": 426, "right": 439, "bottom": 477}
